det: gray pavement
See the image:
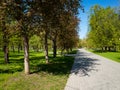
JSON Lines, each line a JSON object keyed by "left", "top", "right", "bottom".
{"left": 64, "top": 49, "right": 120, "bottom": 90}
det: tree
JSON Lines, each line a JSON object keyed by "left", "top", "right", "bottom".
{"left": 57, "top": 14, "right": 79, "bottom": 53}
{"left": 34, "top": 0, "right": 82, "bottom": 60}
{"left": 0, "top": 0, "right": 82, "bottom": 74}
{"left": 87, "top": 5, "right": 119, "bottom": 51}
{"left": 0, "top": 31, "right": 2, "bottom": 50}
{"left": 10, "top": 0, "right": 38, "bottom": 74}
{"left": 0, "top": 1, "right": 13, "bottom": 63}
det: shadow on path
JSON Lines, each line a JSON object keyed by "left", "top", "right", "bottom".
{"left": 70, "top": 51, "right": 100, "bottom": 77}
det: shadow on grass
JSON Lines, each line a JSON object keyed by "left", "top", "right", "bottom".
{"left": 0, "top": 51, "right": 75, "bottom": 75}
{"left": 31, "top": 56, "right": 74, "bottom": 75}
{"left": 116, "top": 57, "right": 120, "bottom": 62}
{"left": 0, "top": 57, "right": 24, "bottom": 74}
{"left": 0, "top": 68, "right": 23, "bottom": 74}
{"left": 0, "top": 52, "right": 24, "bottom": 73}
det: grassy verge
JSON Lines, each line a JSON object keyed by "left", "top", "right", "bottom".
{"left": 0, "top": 50, "right": 76, "bottom": 90}
{"left": 89, "top": 50, "right": 120, "bottom": 63}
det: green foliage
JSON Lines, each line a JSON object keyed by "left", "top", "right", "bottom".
{"left": 9, "top": 35, "right": 23, "bottom": 51}
{"left": 29, "top": 35, "right": 43, "bottom": 52}
{"left": 87, "top": 5, "right": 120, "bottom": 51}
{"left": 0, "top": 0, "right": 82, "bottom": 73}
{"left": 57, "top": 16, "right": 79, "bottom": 51}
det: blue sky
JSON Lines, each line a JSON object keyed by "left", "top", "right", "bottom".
{"left": 79, "top": 0, "right": 119, "bottom": 39}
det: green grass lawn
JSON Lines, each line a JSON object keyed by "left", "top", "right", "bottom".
{"left": 90, "top": 50, "right": 120, "bottom": 63}
{"left": 0, "top": 50, "right": 76, "bottom": 90}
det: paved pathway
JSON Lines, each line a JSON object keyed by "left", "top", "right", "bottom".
{"left": 64, "top": 49, "right": 120, "bottom": 90}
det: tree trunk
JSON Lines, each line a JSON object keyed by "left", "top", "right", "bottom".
{"left": 101, "top": 47, "right": 104, "bottom": 52}
{"left": 2, "top": 21, "right": 9, "bottom": 64}
{"left": 52, "top": 38, "right": 57, "bottom": 58}
{"left": 114, "top": 46, "right": 116, "bottom": 52}
{"left": 1, "top": 18, "right": 9, "bottom": 64}
{"left": 11, "top": 43, "right": 15, "bottom": 52}
{"left": 44, "top": 31, "right": 49, "bottom": 63}
{"left": 66, "top": 49, "right": 69, "bottom": 54}
{"left": 70, "top": 48, "right": 72, "bottom": 52}
{"left": 18, "top": 43, "right": 21, "bottom": 53}
{"left": 108, "top": 47, "right": 111, "bottom": 51}
{"left": 20, "top": 45, "right": 23, "bottom": 50}
{"left": 105, "top": 46, "right": 107, "bottom": 51}
{"left": 23, "top": 36, "right": 30, "bottom": 74}
{"left": 3, "top": 45, "right": 9, "bottom": 64}
{"left": 36, "top": 44, "right": 39, "bottom": 52}
{"left": 61, "top": 48, "right": 64, "bottom": 56}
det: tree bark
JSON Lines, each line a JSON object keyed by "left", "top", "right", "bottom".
{"left": 2, "top": 20, "right": 9, "bottom": 64}
{"left": 108, "top": 47, "right": 111, "bottom": 51}
{"left": 61, "top": 48, "right": 64, "bottom": 56}
{"left": 44, "top": 31, "right": 49, "bottom": 63}
{"left": 18, "top": 43, "right": 21, "bottom": 53}
{"left": 36, "top": 44, "right": 39, "bottom": 52}
{"left": 52, "top": 38, "right": 57, "bottom": 58}
{"left": 70, "top": 48, "right": 73, "bottom": 52}
{"left": 3, "top": 45, "right": 9, "bottom": 64}
{"left": 105, "top": 46, "right": 107, "bottom": 51}
{"left": 101, "top": 47, "right": 104, "bottom": 52}
{"left": 23, "top": 35, "right": 30, "bottom": 74}
{"left": 11, "top": 43, "right": 15, "bottom": 52}
{"left": 20, "top": 45, "right": 23, "bottom": 50}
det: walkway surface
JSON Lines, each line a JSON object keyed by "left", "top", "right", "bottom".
{"left": 64, "top": 49, "right": 120, "bottom": 90}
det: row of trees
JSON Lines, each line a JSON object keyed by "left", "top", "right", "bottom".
{"left": 0, "top": 0, "right": 82, "bottom": 74}
{"left": 86, "top": 5, "right": 120, "bottom": 51}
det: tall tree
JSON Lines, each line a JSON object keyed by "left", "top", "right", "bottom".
{"left": 57, "top": 14, "right": 79, "bottom": 53}
{"left": 34, "top": 0, "right": 82, "bottom": 60}
{"left": 0, "top": 0, "right": 82, "bottom": 73}
{"left": 0, "top": 1, "right": 13, "bottom": 63}
{"left": 87, "top": 5, "right": 119, "bottom": 51}
{"left": 10, "top": 0, "right": 37, "bottom": 74}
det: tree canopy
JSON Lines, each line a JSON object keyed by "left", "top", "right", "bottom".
{"left": 87, "top": 5, "right": 120, "bottom": 51}
{"left": 0, "top": 0, "right": 82, "bottom": 74}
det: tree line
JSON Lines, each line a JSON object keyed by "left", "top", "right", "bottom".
{"left": 0, "top": 0, "right": 82, "bottom": 74}
{"left": 86, "top": 5, "right": 120, "bottom": 51}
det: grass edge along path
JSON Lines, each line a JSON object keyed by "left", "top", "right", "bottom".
{"left": 0, "top": 50, "right": 77, "bottom": 90}
{"left": 88, "top": 49, "right": 120, "bottom": 63}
